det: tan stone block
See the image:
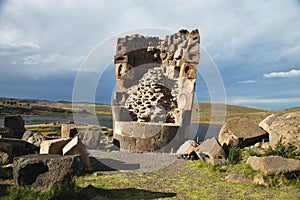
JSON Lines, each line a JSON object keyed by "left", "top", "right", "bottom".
{"left": 62, "top": 136, "right": 90, "bottom": 169}
{"left": 61, "top": 124, "right": 77, "bottom": 138}
{"left": 40, "top": 138, "right": 71, "bottom": 155}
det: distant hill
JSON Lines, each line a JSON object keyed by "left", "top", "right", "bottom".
{"left": 0, "top": 97, "right": 299, "bottom": 125}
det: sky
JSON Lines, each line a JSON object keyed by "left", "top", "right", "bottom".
{"left": 0, "top": 0, "right": 300, "bottom": 110}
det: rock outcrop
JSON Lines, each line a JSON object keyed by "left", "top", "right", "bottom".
{"left": 268, "top": 112, "right": 300, "bottom": 150}
{"left": 112, "top": 29, "right": 200, "bottom": 152}
{"left": 218, "top": 117, "right": 267, "bottom": 148}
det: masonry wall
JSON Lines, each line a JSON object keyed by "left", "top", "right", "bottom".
{"left": 112, "top": 29, "right": 200, "bottom": 152}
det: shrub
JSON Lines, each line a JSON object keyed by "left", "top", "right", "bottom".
{"left": 263, "top": 137, "right": 300, "bottom": 159}
{"left": 228, "top": 147, "right": 242, "bottom": 165}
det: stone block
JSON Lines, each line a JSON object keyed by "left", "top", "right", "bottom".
{"left": 61, "top": 124, "right": 77, "bottom": 138}
{"left": 40, "top": 138, "right": 71, "bottom": 155}
{"left": 4, "top": 115, "right": 25, "bottom": 139}
{"left": 13, "top": 154, "right": 85, "bottom": 190}
{"left": 0, "top": 138, "right": 38, "bottom": 158}
{"left": 62, "top": 136, "right": 90, "bottom": 169}
{"left": 112, "top": 106, "right": 132, "bottom": 121}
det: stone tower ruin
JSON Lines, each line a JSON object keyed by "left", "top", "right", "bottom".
{"left": 112, "top": 29, "right": 200, "bottom": 152}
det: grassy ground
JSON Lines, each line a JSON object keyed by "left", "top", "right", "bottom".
{"left": 1, "top": 156, "right": 299, "bottom": 199}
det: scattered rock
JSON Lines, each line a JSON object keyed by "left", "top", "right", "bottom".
{"left": 259, "top": 114, "right": 278, "bottom": 133}
{"left": 224, "top": 173, "right": 252, "bottom": 184}
{"left": 253, "top": 175, "right": 269, "bottom": 187}
{"left": 4, "top": 115, "right": 25, "bottom": 138}
{"left": 261, "top": 142, "right": 270, "bottom": 149}
{"left": 0, "top": 138, "right": 38, "bottom": 160}
{"left": 63, "top": 136, "right": 90, "bottom": 169}
{"left": 27, "top": 132, "right": 46, "bottom": 147}
{"left": 218, "top": 117, "right": 267, "bottom": 148}
{"left": 40, "top": 138, "right": 71, "bottom": 154}
{"left": 269, "top": 112, "right": 300, "bottom": 150}
{"left": 13, "top": 154, "right": 85, "bottom": 190}
{"left": 82, "top": 129, "right": 105, "bottom": 149}
{"left": 61, "top": 124, "right": 78, "bottom": 138}
{"left": 176, "top": 140, "right": 198, "bottom": 158}
{"left": 193, "top": 137, "right": 226, "bottom": 165}
{"left": 246, "top": 156, "right": 300, "bottom": 176}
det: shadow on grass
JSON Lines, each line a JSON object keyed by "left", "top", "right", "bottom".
{"left": 0, "top": 183, "right": 11, "bottom": 197}
{"left": 80, "top": 184, "right": 176, "bottom": 200}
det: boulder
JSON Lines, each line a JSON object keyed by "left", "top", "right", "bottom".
{"left": 246, "top": 156, "right": 300, "bottom": 176}
{"left": 0, "top": 126, "right": 15, "bottom": 138}
{"left": 40, "top": 138, "right": 71, "bottom": 154}
{"left": 82, "top": 129, "right": 103, "bottom": 149}
{"left": 0, "top": 138, "right": 38, "bottom": 160}
{"left": 176, "top": 140, "right": 198, "bottom": 158}
{"left": 269, "top": 112, "right": 300, "bottom": 150}
{"left": 63, "top": 136, "right": 90, "bottom": 169}
{"left": 13, "top": 154, "right": 85, "bottom": 190}
{"left": 193, "top": 137, "right": 226, "bottom": 165}
{"left": 4, "top": 115, "right": 25, "bottom": 138}
{"left": 61, "top": 124, "right": 78, "bottom": 138}
{"left": 224, "top": 173, "right": 252, "bottom": 184}
{"left": 259, "top": 114, "right": 278, "bottom": 133}
{"left": 218, "top": 117, "right": 267, "bottom": 148}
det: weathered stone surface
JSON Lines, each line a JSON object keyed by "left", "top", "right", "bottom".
{"left": 113, "top": 30, "right": 199, "bottom": 152}
{"left": 259, "top": 114, "right": 278, "bottom": 133}
{"left": 218, "top": 117, "right": 267, "bottom": 148}
{"left": 0, "top": 138, "right": 38, "bottom": 159}
{"left": 246, "top": 156, "right": 300, "bottom": 176}
{"left": 61, "top": 124, "right": 78, "bottom": 138}
{"left": 62, "top": 136, "right": 90, "bottom": 169}
{"left": 269, "top": 112, "right": 300, "bottom": 150}
{"left": 4, "top": 115, "right": 25, "bottom": 138}
{"left": 194, "top": 137, "right": 226, "bottom": 165}
{"left": 40, "top": 138, "right": 71, "bottom": 154}
{"left": 0, "top": 126, "right": 14, "bottom": 138}
{"left": 82, "top": 129, "right": 102, "bottom": 149}
{"left": 13, "top": 154, "right": 85, "bottom": 190}
{"left": 22, "top": 130, "right": 33, "bottom": 141}
{"left": 27, "top": 132, "right": 46, "bottom": 147}
{"left": 225, "top": 173, "right": 252, "bottom": 184}
{"left": 176, "top": 140, "right": 198, "bottom": 156}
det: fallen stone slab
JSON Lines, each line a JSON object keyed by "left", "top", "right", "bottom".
{"left": 218, "top": 117, "right": 267, "bottom": 148}
{"left": 0, "top": 138, "right": 38, "bottom": 159}
{"left": 246, "top": 156, "right": 300, "bottom": 176}
{"left": 193, "top": 137, "right": 226, "bottom": 165}
{"left": 258, "top": 114, "right": 278, "bottom": 134}
{"left": 13, "top": 154, "right": 85, "bottom": 190}
{"left": 63, "top": 136, "right": 90, "bottom": 169}
{"left": 40, "top": 138, "right": 71, "bottom": 154}
{"left": 27, "top": 132, "right": 46, "bottom": 147}
{"left": 269, "top": 112, "right": 300, "bottom": 150}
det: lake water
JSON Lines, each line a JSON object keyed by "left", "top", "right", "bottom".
{"left": 0, "top": 115, "right": 221, "bottom": 141}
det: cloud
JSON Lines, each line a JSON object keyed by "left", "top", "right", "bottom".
{"left": 23, "top": 53, "right": 66, "bottom": 65}
{"left": 237, "top": 80, "right": 257, "bottom": 84}
{"left": 263, "top": 69, "right": 300, "bottom": 78}
{"left": 0, "top": 41, "right": 40, "bottom": 56}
